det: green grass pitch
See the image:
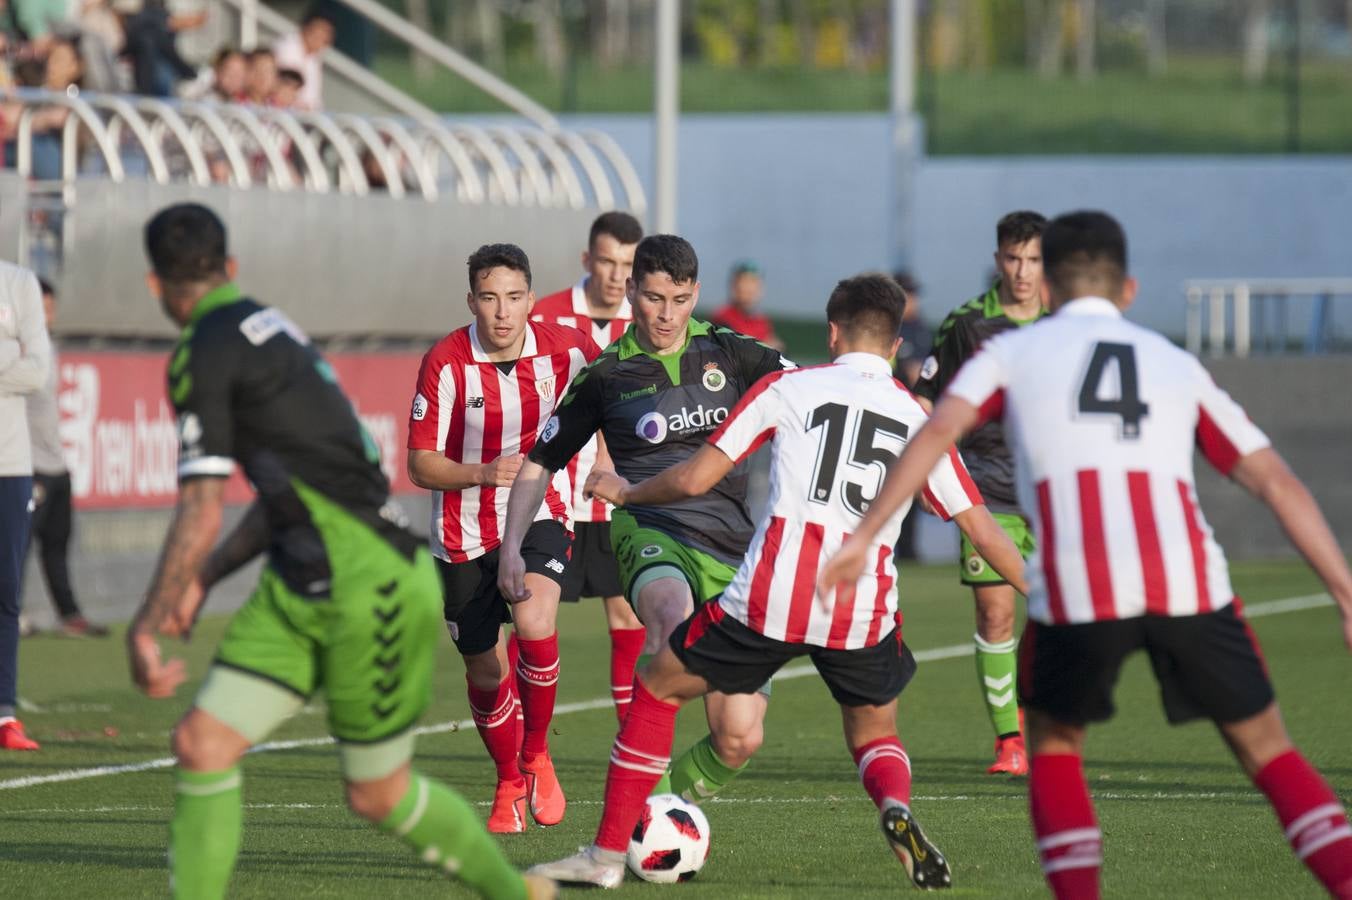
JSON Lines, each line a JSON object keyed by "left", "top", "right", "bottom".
{"left": 2, "top": 559, "right": 1347, "bottom": 898}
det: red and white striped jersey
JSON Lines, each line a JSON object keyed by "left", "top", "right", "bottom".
{"left": 710, "top": 352, "right": 983, "bottom": 648}
{"left": 946, "top": 297, "right": 1271, "bottom": 625}
{"left": 531, "top": 279, "right": 633, "bottom": 522}
{"left": 407, "top": 321, "right": 598, "bottom": 563}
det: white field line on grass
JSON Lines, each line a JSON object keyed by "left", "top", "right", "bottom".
{"left": 11, "top": 791, "right": 1271, "bottom": 817}
{"left": 0, "top": 592, "right": 1332, "bottom": 794}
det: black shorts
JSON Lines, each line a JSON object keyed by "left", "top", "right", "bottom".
{"left": 1018, "top": 602, "right": 1274, "bottom": 727}
{"left": 669, "top": 603, "right": 917, "bottom": 708}
{"left": 559, "top": 521, "right": 623, "bottom": 602}
{"left": 435, "top": 521, "right": 572, "bottom": 656}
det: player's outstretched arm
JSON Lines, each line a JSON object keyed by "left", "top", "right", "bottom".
{"left": 407, "top": 448, "right": 523, "bottom": 491}
{"left": 953, "top": 505, "right": 1029, "bottom": 596}
{"left": 499, "top": 459, "right": 554, "bottom": 603}
{"left": 127, "top": 476, "right": 227, "bottom": 697}
{"left": 200, "top": 500, "right": 270, "bottom": 592}
{"left": 1231, "top": 447, "right": 1352, "bottom": 650}
{"left": 588, "top": 443, "right": 735, "bottom": 508}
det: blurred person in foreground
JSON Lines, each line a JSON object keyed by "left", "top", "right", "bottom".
{"left": 709, "top": 260, "right": 784, "bottom": 351}
{"left": 820, "top": 210, "right": 1352, "bottom": 900}
{"left": 890, "top": 269, "right": 932, "bottom": 562}
{"left": 0, "top": 258, "right": 51, "bottom": 751}
{"left": 23, "top": 278, "right": 107, "bottom": 638}
{"left": 125, "top": 203, "right": 555, "bottom": 899}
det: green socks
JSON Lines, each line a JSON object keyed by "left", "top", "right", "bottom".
{"left": 380, "top": 772, "right": 526, "bottom": 900}
{"left": 656, "top": 734, "right": 748, "bottom": 803}
{"left": 975, "top": 633, "right": 1020, "bottom": 737}
{"left": 170, "top": 767, "right": 242, "bottom": 900}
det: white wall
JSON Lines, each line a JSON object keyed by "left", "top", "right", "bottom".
{"left": 535, "top": 113, "right": 1352, "bottom": 337}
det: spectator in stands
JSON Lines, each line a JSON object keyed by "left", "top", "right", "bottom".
{"left": 208, "top": 47, "right": 247, "bottom": 102}
{"left": 709, "top": 259, "right": 785, "bottom": 351}
{"left": 271, "top": 67, "right": 303, "bottom": 109}
{"left": 3, "top": 38, "right": 82, "bottom": 179}
{"left": 245, "top": 47, "right": 276, "bottom": 106}
{"left": 24, "top": 279, "right": 107, "bottom": 639}
{"left": 121, "top": 0, "right": 206, "bottom": 98}
{"left": 13, "top": 0, "right": 73, "bottom": 55}
{"left": 75, "top": 0, "right": 126, "bottom": 92}
{"left": 272, "top": 6, "right": 334, "bottom": 111}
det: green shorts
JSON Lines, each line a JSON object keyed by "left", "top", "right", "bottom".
{"left": 201, "top": 489, "right": 441, "bottom": 750}
{"left": 610, "top": 508, "right": 738, "bottom": 610}
{"left": 961, "top": 511, "right": 1035, "bottom": 586}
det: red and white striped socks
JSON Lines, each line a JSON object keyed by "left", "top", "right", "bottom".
{"left": 608, "top": 628, "right": 647, "bottom": 722}
{"left": 1030, "top": 753, "right": 1102, "bottom": 900}
{"left": 466, "top": 675, "right": 522, "bottom": 785}
{"left": 1254, "top": 749, "right": 1352, "bottom": 898}
{"left": 515, "top": 634, "right": 560, "bottom": 759}
{"left": 852, "top": 736, "right": 912, "bottom": 808}
{"left": 594, "top": 680, "right": 679, "bottom": 854}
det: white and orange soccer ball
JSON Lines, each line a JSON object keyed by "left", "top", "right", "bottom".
{"left": 626, "top": 794, "right": 711, "bottom": 883}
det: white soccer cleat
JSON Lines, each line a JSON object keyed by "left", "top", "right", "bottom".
{"left": 526, "top": 846, "right": 625, "bottom": 889}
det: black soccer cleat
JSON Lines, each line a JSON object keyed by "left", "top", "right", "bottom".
{"left": 881, "top": 803, "right": 953, "bottom": 890}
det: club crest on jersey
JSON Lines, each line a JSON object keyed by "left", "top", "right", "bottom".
{"left": 640, "top": 545, "right": 663, "bottom": 558}
{"left": 411, "top": 393, "right": 428, "bottom": 421}
{"left": 177, "top": 412, "right": 203, "bottom": 450}
{"left": 636, "top": 411, "right": 669, "bottom": 444}
{"left": 920, "top": 355, "right": 939, "bottom": 381}
{"left": 538, "top": 375, "right": 556, "bottom": 401}
{"left": 701, "top": 363, "right": 726, "bottom": 392}
{"left": 540, "top": 415, "right": 560, "bottom": 443}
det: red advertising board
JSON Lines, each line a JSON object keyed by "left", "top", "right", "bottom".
{"left": 57, "top": 350, "right": 424, "bottom": 510}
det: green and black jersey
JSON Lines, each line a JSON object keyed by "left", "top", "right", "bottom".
{"left": 531, "top": 319, "right": 793, "bottom": 566}
{"left": 169, "top": 283, "right": 416, "bottom": 595}
{"left": 913, "top": 283, "right": 1045, "bottom": 514}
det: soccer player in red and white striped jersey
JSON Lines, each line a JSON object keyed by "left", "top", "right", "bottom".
{"left": 530, "top": 211, "right": 647, "bottom": 721}
{"left": 821, "top": 212, "right": 1352, "bottom": 900}
{"left": 526, "top": 275, "right": 1029, "bottom": 890}
{"left": 407, "top": 243, "right": 597, "bottom": 834}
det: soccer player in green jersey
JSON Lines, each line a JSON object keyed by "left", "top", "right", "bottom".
{"left": 125, "top": 204, "right": 553, "bottom": 900}
{"left": 912, "top": 210, "right": 1047, "bottom": 775}
{"left": 500, "top": 234, "right": 794, "bottom": 806}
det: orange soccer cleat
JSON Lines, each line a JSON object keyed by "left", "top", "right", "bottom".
{"left": 487, "top": 777, "right": 529, "bottom": 834}
{"left": 987, "top": 734, "right": 1029, "bottom": 776}
{"left": 519, "top": 751, "right": 566, "bottom": 826}
{"left": 0, "top": 719, "right": 40, "bottom": 751}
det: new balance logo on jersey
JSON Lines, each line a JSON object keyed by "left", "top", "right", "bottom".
{"left": 465, "top": 396, "right": 485, "bottom": 409}
{"left": 635, "top": 404, "right": 730, "bottom": 444}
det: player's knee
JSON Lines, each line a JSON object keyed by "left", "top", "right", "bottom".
{"left": 712, "top": 723, "right": 763, "bottom": 768}
{"left": 975, "top": 598, "right": 1015, "bottom": 641}
{"left": 171, "top": 715, "right": 236, "bottom": 770}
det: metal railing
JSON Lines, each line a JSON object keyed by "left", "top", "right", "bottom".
{"left": 5, "top": 88, "right": 646, "bottom": 212}
{"left": 220, "top": 0, "right": 559, "bottom": 131}
{"left": 1184, "top": 278, "right": 1352, "bottom": 357}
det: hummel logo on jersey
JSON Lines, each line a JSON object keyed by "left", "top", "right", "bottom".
{"left": 545, "top": 558, "right": 565, "bottom": 574}
{"left": 635, "top": 404, "right": 730, "bottom": 443}
{"left": 465, "top": 396, "right": 485, "bottom": 409}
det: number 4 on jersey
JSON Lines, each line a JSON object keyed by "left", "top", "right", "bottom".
{"left": 1077, "top": 341, "right": 1149, "bottom": 439}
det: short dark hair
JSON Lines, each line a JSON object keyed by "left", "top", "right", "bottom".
{"left": 631, "top": 234, "right": 698, "bottom": 287}
{"left": 826, "top": 274, "right": 906, "bottom": 343}
{"left": 996, "top": 210, "right": 1047, "bottom": 248}
{"left": 247, "top": 48, "right": 275, "bottom": 62}
{"left": 144, "top": 203, "right": 229, "bottom": 283}
{"left": 37, "top": 277, "right": 55, "bottom": 298}
{"left": 1041, "top": 210, "right": 1129, "bottom": 294}
{"left": 213, "top": 47, "right": 245, "bottom": 68}
{"left": 277, "top": 68, "right": 305, "bottom": 87}
{"left": 301, "top": 5, "right": 336, "bottom": 28}
{"left": 588, "top": 211, "right": 642, "bottom": 250}
{"left": 467, "top": 243, "right": 531, "bottom": 292}
{"left": 891, "top": 269, "right": 920, "bottom": 297}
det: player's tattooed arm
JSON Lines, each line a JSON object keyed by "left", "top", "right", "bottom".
{"left": 499, "top": 460, "right": 555, "bottom": 603}
{"left": 200, "top": 500, "right": 270, "bottom": 589}
{"left": 127, "top": 476, "right": 226, "bottom": 697}
{"left": 132, "top": 476, "right": 227, "bottom": 638}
